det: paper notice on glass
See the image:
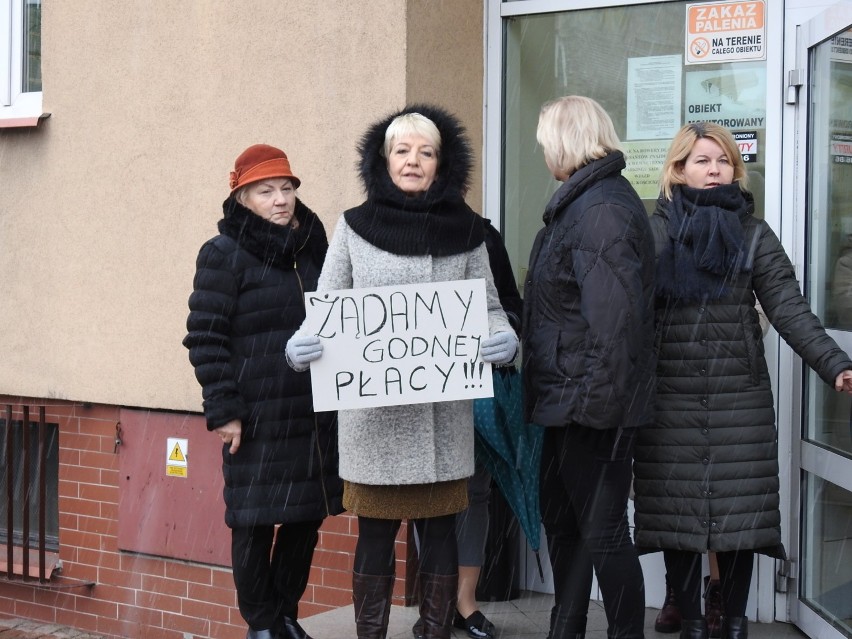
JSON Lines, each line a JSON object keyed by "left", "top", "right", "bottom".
{"left": 626, "top": 55, "right": 682, "bottom": 140}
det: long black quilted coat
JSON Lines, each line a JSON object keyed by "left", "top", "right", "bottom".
{"left": 183, "top": 197, "right": 343, "bottom": 528}
{"left": 633, "top": 195, "right": 852, "bottom": 557}
{"left": 522, "top": 151, "right": 656, "bottom": 431}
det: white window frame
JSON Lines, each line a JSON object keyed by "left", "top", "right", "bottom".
{"left": 1, "top": 0, "right": 43, "bottom": 126}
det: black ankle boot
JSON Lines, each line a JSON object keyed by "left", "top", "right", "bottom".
{"left": 721, "top": 616, "right": 748, "bottom": 639}
{"left": 680, "top": 619, "right": 709, "bottom": 639}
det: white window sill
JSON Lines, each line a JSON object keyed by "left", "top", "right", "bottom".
{"left": 0, "top": 92, "right": 49, "bottom": 128}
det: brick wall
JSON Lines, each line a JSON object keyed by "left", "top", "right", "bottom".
{"left": 0, "top": 398, "right": 412, "bottom": 639}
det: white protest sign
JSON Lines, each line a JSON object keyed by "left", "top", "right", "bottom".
{"left": 303, "top": 279, "right": 494, "bottom": 411}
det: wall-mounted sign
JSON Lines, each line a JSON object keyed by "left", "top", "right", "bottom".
{"left": 166, "top": 437, "right": 188, "bottom": 478}
{"left": 685, "top": 0, "right": 766, "bottom": 65}
{"left": 684, "top": 64, "right": 766, "bottom": 129}
{"left": 733, "top": 131, "right": 758, "bottom": 163}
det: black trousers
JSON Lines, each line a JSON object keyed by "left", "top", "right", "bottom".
{"left": 354, "top": 514, "right": 457, "bottom": 576}
{"left": 231, "top": 519, "right": 323, "bottom": 632}
{"left": 664, "top": 549, "right": 754, "bottom": 620}
{"left": 540, "top": 426, "right": 645, "bottom": 639}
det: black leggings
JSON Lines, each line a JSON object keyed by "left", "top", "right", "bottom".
{"left": 354, "top": 514, "right": 457, "bottom": 576}
{"left": 540, "top": 426, "right": 645, "bottom": 639}
{"left": 664, "top": 549, "right": 755, "bottom": 619}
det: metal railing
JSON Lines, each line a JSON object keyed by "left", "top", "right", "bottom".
{"left": 3, "top": 404, "right": 50, "bottom": 583}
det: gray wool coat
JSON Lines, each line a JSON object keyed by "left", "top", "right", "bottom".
{"left": 633, "top": 198, "right": 852, "bottom": 557}
{"left": 303, "top": 216, "right": 513, "bottom": 486}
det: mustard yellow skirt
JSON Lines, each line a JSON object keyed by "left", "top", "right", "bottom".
{"left": 343, "top": 479, "right": 468, "bottom": 519}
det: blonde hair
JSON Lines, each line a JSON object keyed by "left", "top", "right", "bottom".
{"left": 536, "top": 96, "right": 622, "bottom": 177}
{"left": 383, "top": 113, "right": 441, "bottom": 159}
{"left": 660, "top": 122, "right": 749, "bottom": 200}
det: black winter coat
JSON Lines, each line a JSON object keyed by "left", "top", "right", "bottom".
{"left": 522, "top": 151, "right": 656, "bottom": 430}
{"left": 633, "top": 193, "right": 852, "bottom": 557}
{"left": 183, "top": 198, "right": 343, "bottom": 528}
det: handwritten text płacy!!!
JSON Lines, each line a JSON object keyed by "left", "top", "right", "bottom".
{"left": 303, "top": 279, "right": 494, "bottom": 411}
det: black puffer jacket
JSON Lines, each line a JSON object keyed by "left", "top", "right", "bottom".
{"left": 633, "top": 193, "right": 852, "bottom": 557}
{"left": 522, "top": 151, "right": 656, "bottom": 430}
{"left": 183, "top": 197, "right": 343, "bottom": 528}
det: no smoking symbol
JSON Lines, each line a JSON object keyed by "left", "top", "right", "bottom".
{"left": 691, "top": 37, "right": 710, "bottom": 58}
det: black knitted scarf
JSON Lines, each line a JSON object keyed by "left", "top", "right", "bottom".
{"left": 655, "top": 183, "right": 753, "bottom": 302}
{"left": 217, "top": 197, "right": 325, "bottom": 270}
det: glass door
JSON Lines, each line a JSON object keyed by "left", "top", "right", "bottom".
{"left": 796, "top": 5, "right": 852, "bottom": 639}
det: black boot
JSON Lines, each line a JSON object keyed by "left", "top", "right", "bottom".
{"left": 656, "top": 576, "right": 683, "bottom": 633}
{"left": 352, "top": 572, "right": 395, "bottom": 639}
{"left": 418, "top": 572, "right": 457, "bottom": 639}
{"left": 721, "top": 616, "right": 748, "bottom": 639}
{"left": 546, "top": 604, "right": 586, "bottom": 639}
{"left": 680, "top": 619, "right": 709, "bottom": 639}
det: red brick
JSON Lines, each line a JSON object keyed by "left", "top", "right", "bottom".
{"left": 186, "top": 582, "right": 237, "bottom": 607}
{"left": 60, "top": 498, "right": 101, "bottom": 519}
{"left": 319, "top": 514, "right": 356, "bottom": 535}
{"left": 58, "top": 449, "right": 80, "bottom": 466}
{"left": 87, "top": 584, "right": 136, "bottom": 607}
{"left": 318, "top": 531, "right": 361, "bottom": 553}
{"left": 163, "top": 610, "right": 210, "bottom": 636}
{"left": 58, "top": 479, "right": 80, "bottom": 499}
{"left": 78, "top": 483, "right": 119, "bottom": 504}
{"left": 76, "top": 547, "right": 121, "bottom": 570}
{"left": 163, "top": 561, "right": 212, "bottom": 585}
{"left": 58, "top": 562, "right": 98, "bottom": 584}
{"left": 59, "top": 528, "right": 103, "bottom": 551}
{"left": 12, "top": 600, "right": 57, "bottom": 623}
{"left": 210, "top": 620, "right": 247, "bottom": 639}
{"left": 55, "top": 608, "right": 99, "bottom": 633}
{"left": 99, "top": 501, "right": 118, "bottom": 520}
{"left": 119, "top": 555, "right": 166, "bottom": 577}
{"left": 318, "top": 566, "right": 353, "bottom": 590}
{"left": 78, "top": 451, "right": 119, "bottom": 472}
{"left": 117, "top": 602, "right": 163, "bottom": 627}
{"left": 211, "top": 568, "right": 236, "bottom": 589}
{"left": 312, "top": 548, "right": 354, "bottom": 572}
{"left": 96, "top": 566, "right": 142, "bottom": 589}
{"left": 311, "top": 585, "right": 356, "bottom": 608}
{"left": 74, "top": 595, "right": 119, "bottom": 619}
{"left": 135, "top": 590, "right": 182, "bottom": 614}
{"left": 181, "top": 596, "right": 232, "bottom": 624}
{"left": 61, "top": 432, "right": 107, "bottom": 452}
{"left": 140, "top": 574, "right": 188, "bottom": 598}
{"left": 78, "top": 514, "right": 116, "bottom": 536}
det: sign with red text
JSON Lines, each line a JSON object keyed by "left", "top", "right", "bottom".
{"left": 686, "top": 1, "right": 766, "bottom": 65}
{"left": 303, "top": 279, "right": 493, "bottom": 411}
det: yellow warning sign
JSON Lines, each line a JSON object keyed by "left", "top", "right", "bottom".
{"left": 168, "top": 442, "right": 186, "bottom": 462}
{"left": 166, "top": 437, "right": 188, "bottom": 478}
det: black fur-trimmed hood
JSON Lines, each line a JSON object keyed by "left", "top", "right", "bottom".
{"left": 344, "top": 104, "right": 483, "bottom": 257}
{"left": 357, "top": 103, "right": 473, "bottom": 206}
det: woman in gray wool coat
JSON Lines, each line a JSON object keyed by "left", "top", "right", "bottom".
{"left": 286, "top": 105, "right": 517, "bottom": 639}
{"left": 632, "top": 122, "right": 852, "bottom": 639}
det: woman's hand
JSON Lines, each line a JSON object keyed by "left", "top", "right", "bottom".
{"left": 286, "top": 335, "right": 323, "bottom": 371}
{"left": 215, "top": 419, "right": 242, "bottom": 454}
{"left": 481, "top": 331, "right": 519, "bottom": 365}
{"left": 834, "top": 369, "right": 852, "bottom": 394}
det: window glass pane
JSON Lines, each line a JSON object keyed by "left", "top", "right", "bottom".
{"left": 802, "top": 473, "right": 852, "bottom": 636}
{"left": 23, "top": 0, "right": 41, "bottom": 93}
{"left": 503, "top": 2, "right": 767, "bottom": 293}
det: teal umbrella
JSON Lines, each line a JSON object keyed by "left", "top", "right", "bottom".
{"left": 473, "top": 367, "right": 545, "bottom": 577}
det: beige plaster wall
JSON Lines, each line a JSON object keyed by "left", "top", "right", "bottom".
{"left": 0, "top": 1, "right": 484, "bottom": 412}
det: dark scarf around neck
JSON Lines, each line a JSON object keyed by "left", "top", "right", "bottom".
{"left": 217, "top": 197, "right": 323, "bottom": 269}
{"left": 655, "top": 183, "right": 753, "bottom": 302}
{"left": 344, "top": 194, "right": 485, "bottom": 257}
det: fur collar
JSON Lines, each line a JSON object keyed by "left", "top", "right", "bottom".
{"left": 344, "top": 103, "right": 484, "bottom": 257}
{"left": 217, "top": 197, "right": 327, "bottom": 269}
